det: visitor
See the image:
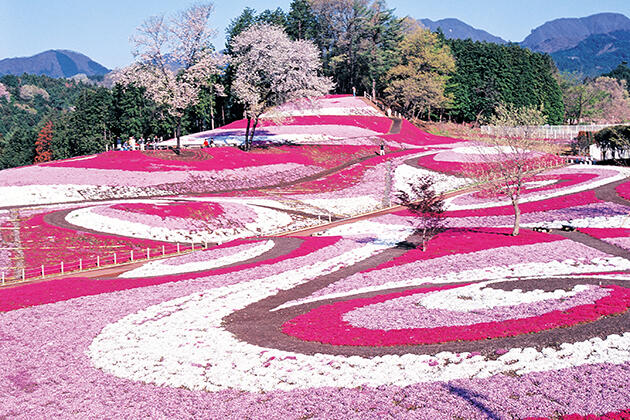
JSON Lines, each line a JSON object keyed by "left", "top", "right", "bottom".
{"left": 210, "top": 137, "right": 215, "bottom": 147}
{"left": 115, "top": 137, "right": 121, "bottom": 150}
{"left": 129, "top": 136, "right": 136, "bottom": 150}
{"left": 123, "top": 141, "right": 130, "bottom": 151}
{"left": 352, "top": 86, "right": 356, "bottom": 97}
{"left": 379, "top": 142, "right": 385, "bottom": 156}
{"left": 203, "top": 139, "right": 209, "bottom": 148}
{"left": 139, "top": 137, "right": 145, "bottom": 151}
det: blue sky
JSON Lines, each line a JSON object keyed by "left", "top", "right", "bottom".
{"left": 2, "top": 0, "right": 630, "bottom": 69}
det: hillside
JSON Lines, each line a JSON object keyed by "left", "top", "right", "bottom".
{"left": 0, "top": 49, "right": 109, "bottom": 78}
{"left": 419, "top": 18, "right": 506, "bottom": 44}
{"left": 552, "top": 30, "right": 630, "bottom": 76}
{"left": 0, "top": 95, "right": 630, "bottom": 418}
{"left": 521, "top": 12, "right": 630, "bottom": 53}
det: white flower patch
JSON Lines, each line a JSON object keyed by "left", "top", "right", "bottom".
{"left": 277, "top": 256, "right": 630, "bottom": 310}
{"left": 88, "top": 261, "right": 630, "bottom": 392}
{"left": 321, "top": 220, "right": 413, "bottom": 247}
{"left": 522, "top": 215, "right": 630, "bottom": 229}
{"left": 418, "top": 282, "right": 592, "bottom": 311}
{"left": 301, "top": 196, "right": 382, "bottom": 216}
{"left": 393, "top": 164, "right": 470, "bottom": 197}
{"left": 65, "top": 201, "right": 294, "bottom": 243}
{"left": 0, "top": 184, "right": 166, "bottom": 207}
{"left": 88, "top": 240, "right": 392, "bottom": 392}
{"left": 119, "top": 240, "right": 275, "bottom": 278}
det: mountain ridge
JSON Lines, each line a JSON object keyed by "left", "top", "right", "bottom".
{"left": 0, "top": 50, "right": 109, "bottom": 78}
{"left": 419, "top": 18, "right": 507, "bottom": 44}
{"left": 521, "top": 12, "right": 630, "bottom": 53}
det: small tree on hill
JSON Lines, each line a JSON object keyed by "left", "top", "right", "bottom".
{"left": 396, "top": 176, "right": 446, "bottom": 251}
{"left": 466, "top": 103, "right": 561, "bottom": 236}
{"left": 34, "top": 121, "right": 53, "bottom": 163}
{"left": 229, "top": 23, "right": 333, "bottom": 150}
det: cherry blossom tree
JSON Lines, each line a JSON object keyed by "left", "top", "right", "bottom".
{"left": 230, "top": 23, "right": 333, "bottom": 150}
{"left": 465, "top": 103, "right": 561, "bottom": 236}
{"left": 114, "top": 4, "right": 225, "bottom": 150}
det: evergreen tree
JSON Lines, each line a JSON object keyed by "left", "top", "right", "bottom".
{"left": 0, "top": 127, "right": 35, "bottom": 169}
{"left": 286, "top": 0, "right": 318, "bottom": 41}
{"left": 446, "top": 40, "right": 564, "bottom": 124}
{"left": 603, "top": 62, "right": 630, "bottom": 94}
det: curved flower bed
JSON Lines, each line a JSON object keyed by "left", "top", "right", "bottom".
{"left": 282, "top": 234, "right": 629, "bottom": 309}
{"left": 447, "top": 166, "right": 628, "bottom": 211}
{"left": 344, "top": 284, "right": 611, "bottom": 330}
{"left": 282, "top": 284, "right": 630, "bottom": 346}
{"left": 119, "top": 240, "right": 275, "bottom": 278}
{"left": 65, "top": 199, "right": 293, "bottom": 243}
{"left": 616, "top": 179, "right": 630, "bottom": 200}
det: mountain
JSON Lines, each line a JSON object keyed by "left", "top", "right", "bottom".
{"left": 0, "top": 50, "right": 109, "bottom": 78}
{"left": 551, "top": 30, "right": 630, "bottom": 76}
{"left": 419, "top": 18, "right": 507, "bottom": 44}
{"left": 521, "top": 12, "right": 630, "bottom": 53}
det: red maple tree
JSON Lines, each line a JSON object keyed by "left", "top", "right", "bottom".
{"left": 34, "top": 121, "right": 53, "bottom": 163}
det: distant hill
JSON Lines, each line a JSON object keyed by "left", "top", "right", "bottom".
{"left": 419, "top": 18, "right": 507, "bottom": 44}
{"left": 0, "top": 50, "right": 109, "bottom": 78}
{"left": 521, "top": 12, "right": 630, "bottom": 53}
{"left": 551, "top": 30, "right": 630, "bottom": 76}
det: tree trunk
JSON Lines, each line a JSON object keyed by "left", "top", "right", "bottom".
{"left": 249, "top": 117, "right": 259, "bottom": 151}
{"left": 511, "top": 196, "right": 521, "bottom": 236}
{"left": 210, "top": 104, "right": 215, "bottom": 130}
{"left": 176, "top": 118, "right": 182, "bottom": 151}
{"left": 244, "top": 117, "right": 251, "bottom": 150}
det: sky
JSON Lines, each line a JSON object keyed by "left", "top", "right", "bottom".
{"left": 3, "top": 0, "right": 630, "bottom": 69}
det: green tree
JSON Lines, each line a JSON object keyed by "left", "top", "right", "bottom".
{"left": 62, "top": 88, "right": 112, "bottom": 156}
{"left": 594, "top": 125, "right": 630, "bottom": 160}
{"left": 446, "top": 40, "right": 564, "bottom": 124}
{"left": 286, "top": 0, "right": 318, "bottom": 41}
{"left": 0, "top": 127, "right": 35, "bottom": 168}
{"left": 604, "top": 62, "right": 630, "bottom": 93}
{"left": 384, "top": 27, "right": 455, "bottom": 120}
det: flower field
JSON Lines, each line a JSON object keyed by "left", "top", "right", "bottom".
{"left": 1, "top": 95, "right": 630, "bottom": 419}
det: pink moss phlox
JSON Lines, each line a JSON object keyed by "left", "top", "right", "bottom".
{"left": 282, "top": 285, "right": 630, "bottom": 346}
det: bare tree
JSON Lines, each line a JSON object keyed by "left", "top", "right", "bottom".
{"left": 229, "top": 23, "right": 334, "bottom": 150}
{"left": 396, "top": 176, "right": 446, "bottom": 251}
{"left": 465, "top": 103, "right": 561, "bottom": 236}
{"left": 114, "top": 4, "right": 225, "bottom": 150}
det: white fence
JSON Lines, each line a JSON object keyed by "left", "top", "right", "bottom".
{"left": 480, "top": 124, "right": 616, "bottom": 140}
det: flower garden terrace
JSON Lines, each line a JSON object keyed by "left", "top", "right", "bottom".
{"left": 1, "top": 95, "right": 630, "bottom": 419}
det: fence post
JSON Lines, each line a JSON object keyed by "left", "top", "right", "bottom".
{"left": 1, "top": 272, "right": 4, "bottom": 285}
{"left": 130, "top": 250, "right": 134, "bottom": 262}
{"left": 79, "top": 259, "right": 82, "bottom": 271}
{"left": 328, "top": 214, "right": 332, "bottom": 223}
{"left": 97, "top": 255, "right": 100, "bottom": 267}
{"left": 41, "top": 265, "right": 45, "bottom": 278}
{"left": 191, "top": 242, "right": 194, "bottom": 251}
{"left": 204, "top": 241, "right": 208, "bottom": 249}
{"left": 162, "top": 245, "right": 165, "bottom": 256}
{"left": 61, "top": 261, "right": 64, "bottom": 274}
{"left": 146, "top": 248, "right": 150, "bottom": 259}
{"left": 22, "top": 268, "right": 25, "bottom": 281}
{"left": 114, "top": 253, "right": 117, "bottom": 264}
{"left": 177, "top": 243, "right": 180, "bottom": 253}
